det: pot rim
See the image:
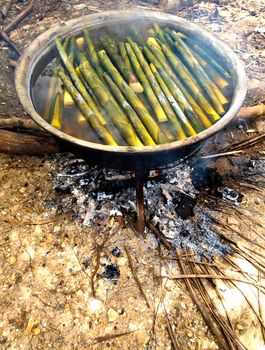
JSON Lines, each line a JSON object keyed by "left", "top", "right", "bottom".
{"left": 15, "top": 10, "right": 247, "bottom": 155}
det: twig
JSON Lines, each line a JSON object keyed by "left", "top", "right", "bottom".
{"left": 90, "top": 245, "right": 103, "bottom": 297}
{"left": 258, "top": 272, "right": 265, "bottom": 343}
{"left": 146, "top": 220, "right": 172, "bottom": 250}
{"left": 93, "top": 330, "right": 136, "bottom": 344}
{"left": 124, "top": 245, "right": 150, "bottom": 308}
{"left": 161, "top": 255, "right": 261, "bottom": 279}
{"left": 224, "top": 133, "right": 265, "bottom": 152}
{"left": 2, "top": 2, "right": 33, "bottom": 34}
{"left": 21, "top": 210, "right": 74, "bottom": 225}
{"left": 187, "top": 260, "right": 247, "bottom": 350}
{"left": 175, "top": 249, "right": 230, "bottom": 350}
{"left": 0, "top": 30, "right": 21, "bottom": 55}
{"left": 164, "top": 305, "right": 180, "bottom": 350}
{"left": 212, "top": 264, "right": 265, "bottom": 331}
{"left": 202, "top": 265, "right": 234, "bottom": 329}
{"left": 160, "top": 273, "right": 264, "bottom": 289}
{"left": 200, "top": 150, "right": 244, "bottom": 159}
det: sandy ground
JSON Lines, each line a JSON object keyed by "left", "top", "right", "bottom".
{"left": 0, "top": 1, "right": 265, "bottom": 349}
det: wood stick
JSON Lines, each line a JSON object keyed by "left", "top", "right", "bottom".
{"left": 2, "top": 2, "right": 33, "bottom": 34}
{"left": 0, "top": 117, "right": 42, "bottom": 131}
{"left": 135, "top": 172, "right": 146, "bottom": 235}
{"left": 0, "top": 30, "right": 21, "bottom": 55}
{"left": 0, "top": 129, "right": 62, "bottom": 154}
{"left": 175, "top": 249, "right": 230, "bottom": 350}
{"left": 236, "top": 104, "right": 265, "bottom": 120}
{"left": 124, "top": 245, "right": 150, "bottom": 308}
{"left": 146, "top": 220, "right": 172, "bottom": 250}
{"left": 0, "top": 102, "right": 264, "bottom": 156}
{"left": 160, "top": 273, "right": 264, "bottom": 289}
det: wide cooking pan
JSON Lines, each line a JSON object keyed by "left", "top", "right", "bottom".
{"left": 15, "top": 10, "right": 247, "bottom": 170}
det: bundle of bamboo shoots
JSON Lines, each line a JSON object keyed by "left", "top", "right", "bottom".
{"left": 41, "top": 22, "right": 232, "bottom": 147}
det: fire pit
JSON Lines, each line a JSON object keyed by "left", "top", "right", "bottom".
{"left": 15, "top": 10, "right": 247, "bottom": 171}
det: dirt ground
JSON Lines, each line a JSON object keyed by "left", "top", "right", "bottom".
{"left": 0, "top": 1, "right": 265, "bottom": 349}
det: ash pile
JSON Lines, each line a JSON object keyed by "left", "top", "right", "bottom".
{"left": 52, "top": 153, "right": 232, "bottom": 259}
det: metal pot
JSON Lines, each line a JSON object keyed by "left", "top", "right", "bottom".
{"left": 15, "top": 10, "right": 247, "bottom": 170}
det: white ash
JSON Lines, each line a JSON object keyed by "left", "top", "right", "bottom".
{"left": 52, "top": 154, "right": 231, "bottom": 259}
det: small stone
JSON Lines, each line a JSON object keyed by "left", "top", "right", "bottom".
{"left": 87, "top": 298, "right": 102, "bottom": 314}
{"left": 111, "top": 247, "right": 121, "bottom": 257}
{"left": 9, "top": 256, "right": 16, "bottom": 265}
{"left": 19, "top": 187, "right": 27, "bottom": 194}
{"left": 53, "top": 226, "right": 61, "bottom": 233}
{"left": 187, "top": 331, "right": 193, "bottom": 338}
{"left": 35, "top": 225, "right": 42, "bottom": 234}
{"left": 117, "top": 257, "right": 127, "bottom": 267}
{"left": 254, "top": 197, "right": 261, "bottom": 205}
{"left": 107, "top": 308, "right": 119, "bottom": 322}
{"left": 180, "top": 302, "right": 187, "bottom": 310}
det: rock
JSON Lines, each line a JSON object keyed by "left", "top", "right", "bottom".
{"left": 87, "top": 298, "right": 102, "bottom": 314}
{"left": 9, "top": 256, "right": 16, "bottom": 265}
{"left": 35, "top": 225, "right": 42, "bottom": 234}
{"left": 19, "top": 187, "right": 27, "bottom": 194}
{"left": 53, "top": 225, "right": 61, "bottom": 233}
{"left": 107, "top": 308, "right": 119, "bottom": 322}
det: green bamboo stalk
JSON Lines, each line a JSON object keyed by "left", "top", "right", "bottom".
{"left": 158, "top": 40, "right": 221, "bottom": 121}
{"left": 75, "top": 66, "right": 106, "bottom": 125}
{"left": 153, "top": 23, "right": 164, "bottom": 37}
{"left": 147, "top": 37, "right": 162, "bottom": 52}
{"left": 100, "top": 36, "right": 143, "bottom": 93}
{"left": 98, "top": 49, "right": 169, "bottom": 144}
{"left": 63, "top": 37, "right": 76, "bottom": 107}
{"left": 192, "top": 50, "right": 230, "bottom": 90}
{"left": 43, "top": 36, "right": 69, "bottom": 121}
{"left": 150, "top": 63, "right": 199, "bottom": 137}
{"left": 75, "top": 66, "right": 99, "bottom": 104}
{"left": 193, "top": 43, "right": 231, "bottom": 80}
{"left": 144, "top": 44, "right": 215, "bottom": 126}
{"left": 131, "top": 41, "right": 189, "bottom": 138}
{"left": 50, "top": 91, "right": 63, "bottom": 129}
{"left": 68, "top": 36, "right": 75, "bottom": 64}
{"left": 143, "top": 46, "right": 212, "bottom": 130}
{"left": 77, "top": 52, "right": 143, "bottom": 147}
{"left": 125, "top": 42, "right": 168, "bottom": 123}
{"left": 166, "top": 30, "right": 228, "bottom": 111}
{"left": 119, "top": 42, "right": 133, "bottom": 71}
{"left": 83, "top": 28, "right": 104, "bottom": 77}
{"left": 54, "top": 37, "right": 108, "bottom": 126}
{"left": 103, "top": 73, "right": 156, "bottom": 146}
{"left": 130, "top": 24, "right": 144, "bottom": 45}
{"left": 58, "top": 70, "right": 118, "bottom": 146}
{"left": 178, "top": 32, "right": 231, "bottom": 80}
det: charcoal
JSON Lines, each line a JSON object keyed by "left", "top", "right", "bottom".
{"left": 52, "top": 154, "right": 232, "bottom": 260}
{"left": 111, "top": 247, "right": 121, "bottom": 257}
{"left": 103, "top": 264, "right": 120, "bottom": 282}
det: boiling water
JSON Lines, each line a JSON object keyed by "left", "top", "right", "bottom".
{"left": 32, "top": 21, "right": 233, "bottom": 146}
